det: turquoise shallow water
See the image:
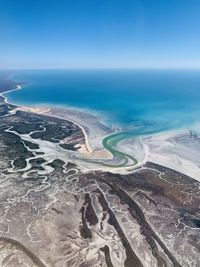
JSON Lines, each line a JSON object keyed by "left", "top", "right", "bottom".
{"left": 3, "top": 69, "right": 200, "bottom": 134}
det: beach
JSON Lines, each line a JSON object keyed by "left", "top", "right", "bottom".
{"left": 1, "top": 79, "right": 200, "bottom": 181}
{"left": 0, "top": 75, "right": 200, "bottom": 267}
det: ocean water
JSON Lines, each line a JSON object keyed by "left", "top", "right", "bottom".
{"left": 4, "top": 69, "right": 200, "bottom": 134}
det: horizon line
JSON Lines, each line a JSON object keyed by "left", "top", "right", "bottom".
{"left": 1, "top": 66, "right": 200, "bottom": 71}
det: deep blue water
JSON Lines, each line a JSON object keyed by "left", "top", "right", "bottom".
{"left": 3, "top": 69, "right": 200, "bottom": 133}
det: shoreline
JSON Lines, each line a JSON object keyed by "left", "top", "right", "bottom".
{"left": 1, "top": 83, "right": 116, "bottom": 160}
{"left": 0, "top": 83, "right": 145, "bottom": 171}
{"left": 1, "top": 85, "right": 94, "bottom": 154}
{"left": 1, "top": 81, "right": 200, "bottom": 180}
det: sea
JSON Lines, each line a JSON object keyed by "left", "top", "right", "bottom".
{"left": 3, "top": 69, "right": 200, "bottom": 135}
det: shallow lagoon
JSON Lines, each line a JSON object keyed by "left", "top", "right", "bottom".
{"left": 4, "top": 69, "right": 200, "bottom": 133}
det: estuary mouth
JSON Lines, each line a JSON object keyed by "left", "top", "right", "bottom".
{"left": 0, "top": 70, "right": 200, "bottom": 267}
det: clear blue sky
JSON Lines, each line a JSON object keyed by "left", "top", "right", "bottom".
{"left": 1, "top": 0, "right": 200, "bottom": 69}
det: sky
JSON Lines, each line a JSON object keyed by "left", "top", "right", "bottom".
{"left": 0, "top": 0, "right": 200, "bottom": 69}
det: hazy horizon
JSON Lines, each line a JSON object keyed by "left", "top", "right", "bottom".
{"left": 1, "top": 66, "right": 200, "bottom": 71}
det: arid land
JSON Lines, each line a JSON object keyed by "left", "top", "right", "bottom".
{"left": 0, "top": 77, "right": 199, "bottom": 267}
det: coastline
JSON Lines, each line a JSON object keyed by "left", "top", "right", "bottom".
{"left": 1, "top": 83, "right": 145, "bottom": 172}
{"left": 1, "top": 84, "right": 25, "bottom": 109}
{"left": 1, "top": 84, "right": 93, "bottom": 151}
{"left": 1, "top": 81, "right": 200, "bottom": 180}
{"left": 0, "top": 84, "right": 117, "bottom": 164}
